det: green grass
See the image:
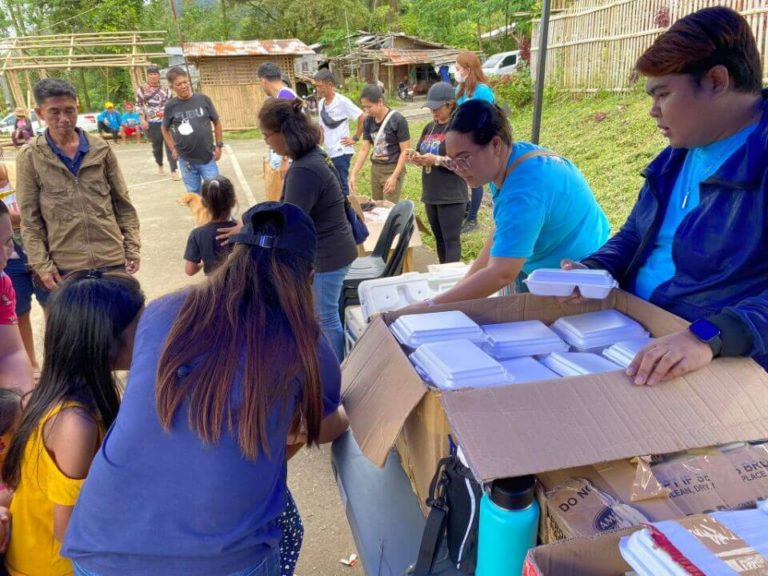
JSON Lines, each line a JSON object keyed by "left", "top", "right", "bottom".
{"left": 352, "top": 87, "right": 665, "bottom": 262}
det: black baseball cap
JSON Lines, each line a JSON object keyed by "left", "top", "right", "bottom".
{"left": 423, "top": 82, "right": 456, "bottom": 109}
{"left": 231, "top": 202, "right": 317, "bottom": 264}
{"left": 147, "top": 64, "right": 160, "bottom": 74}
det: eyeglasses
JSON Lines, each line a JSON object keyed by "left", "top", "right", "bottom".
{"left": 444, "top": 142, "right": 489, "bottom": 173}
{"left": 443, "top": 155, "right": 473, "bottom": 173}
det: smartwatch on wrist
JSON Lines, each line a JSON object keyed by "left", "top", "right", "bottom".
{"left": 215, "top": 141, "right": 224, "bottom": 148}
{"left": 352, "top": 135, "right": 360, "bottom": 142}
{"left": 689, "top": 319, "right": 722, "bottom": 357}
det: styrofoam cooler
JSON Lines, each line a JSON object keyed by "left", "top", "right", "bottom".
{"left": 358, "top": 273, "right": 431, "bottom": 321}
{"left": 344, "top": 306, "right": 368, "bottom": 355}
{"left": 357, "top": 270, "right": 470, "bottom": 320}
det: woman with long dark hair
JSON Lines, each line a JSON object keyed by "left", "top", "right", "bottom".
{"left": 258, "top": 98, "right": 357, "bottom": 361}
{"left": 455, "top": 51, "right": 496, "bottom": 233}
{"left": 4, "top": 271, "right": 145, "bottom": 576}
{"left": 63, "top": 203, "right": 344, "bottom": 576}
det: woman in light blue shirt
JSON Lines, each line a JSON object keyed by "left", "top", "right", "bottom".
{"left": 403, "top": 100, "right": 609, "bottom": 310}
{"left": 454, "top": 51, "right": 495, "bottom": 232}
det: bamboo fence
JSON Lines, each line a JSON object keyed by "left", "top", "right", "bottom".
{"left": 531, "top": 0, "right": 768, "bottom": 92}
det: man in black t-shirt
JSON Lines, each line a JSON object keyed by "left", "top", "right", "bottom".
{"left": 161, "top": 67, "right": 224, "bottom": 194}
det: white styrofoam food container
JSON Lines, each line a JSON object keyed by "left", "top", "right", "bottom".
{"left": 390, "top": 311, "right": 487, "bottom": 348}
{"left": 524, "top": 268, "right": 619, "bottom": 299}
{"left": 481, "top": 321, "right": 570, "bottom": 359}
{"left": 551, "top": 310, "right": 649, "bottom": 351}
{"left": 499, "top": 357, "right": 561, "bottom": 383}
{"left": 541, "top": 352, "right": 623, "bottom": 377}
{"left": 410, "top": 340, "right": 511, "bottom": 390}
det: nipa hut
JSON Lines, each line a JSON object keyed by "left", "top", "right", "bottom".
{"left": 182, "top": 40, "right": 315, "bottom": 131}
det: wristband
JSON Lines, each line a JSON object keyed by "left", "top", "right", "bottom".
{"left": 425, "top": 297, "right": 436, "bottom": 308}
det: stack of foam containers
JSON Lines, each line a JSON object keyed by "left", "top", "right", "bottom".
{"left": 410, "top": 339, "right": 512, "bottom": 390}
{"left": 481, "top": 321, "right": 570, "bottom": 360}
{"left": 540, "top": 351, "right": 623, "bottom": 377}
{"left": 390, "top": 311, "right": 487, "bottom": 349}
{"left": 551, "top": 310, "right": 650, "bottom": 352}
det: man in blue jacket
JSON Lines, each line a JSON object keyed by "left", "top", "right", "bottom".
{"left": 564, "top": 6, "right": 768, "bottom": 384}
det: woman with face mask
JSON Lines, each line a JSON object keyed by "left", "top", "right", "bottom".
{"left": 454, "top": 51, "right": 496, "bottom": 233}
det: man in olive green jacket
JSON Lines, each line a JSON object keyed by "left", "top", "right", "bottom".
{"left": 17, "top": 79, "right": 141, "bottom": 290}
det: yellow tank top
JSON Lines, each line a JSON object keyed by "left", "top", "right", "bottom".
{"left": 6, "top": 402, "right": 103, "bottom": 576}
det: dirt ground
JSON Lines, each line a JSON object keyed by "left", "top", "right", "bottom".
{"left": 26, "top": 138, "right": 410, "bottom": 575}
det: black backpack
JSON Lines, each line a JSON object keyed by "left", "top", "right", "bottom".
{"left": 413, "top": 454, "right": 483, "bottom": 575}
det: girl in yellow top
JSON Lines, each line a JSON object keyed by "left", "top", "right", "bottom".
{"left": 2, "top": 271, "right": 145, "bottom": 576}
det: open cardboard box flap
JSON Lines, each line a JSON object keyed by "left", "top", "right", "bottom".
{"left": 525, "top": 528, "right": 635, "bottom": 575}
{"left": 342, "top": 291, "right": 768, "bottom": 478}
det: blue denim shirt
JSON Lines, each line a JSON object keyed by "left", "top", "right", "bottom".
{"left": 583, "top": 90, "right": 768, "bottom": 369}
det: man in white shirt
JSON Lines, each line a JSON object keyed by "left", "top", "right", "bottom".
{"left": 314, "top": 69, "right": 365, "bottom": 195}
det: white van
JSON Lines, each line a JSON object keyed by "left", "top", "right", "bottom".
{"left": 482, "top": 51, "right": 521, "bottom": 76}
{"left": 0, "top": 111, "right": 42, "bottom": 135}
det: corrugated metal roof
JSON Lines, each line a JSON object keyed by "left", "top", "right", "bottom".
{"left": 183, "top": 40, "right": 314, "bottom": 58}
{"left": 380, "top": 48, "right": 460, "bottom": 66}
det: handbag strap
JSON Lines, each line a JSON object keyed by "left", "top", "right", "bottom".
{"left": 499, "top": 149, "right": 559, "bottom": 188}
{"left": 372, "top": 110, "right": 396, "bottom": 149}
{"left": 412, "top": 456, "right": 454, "bottom": 576}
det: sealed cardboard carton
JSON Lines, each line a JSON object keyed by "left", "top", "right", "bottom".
{"left": 342, "top": 292, "right": 768, "bottom": 511}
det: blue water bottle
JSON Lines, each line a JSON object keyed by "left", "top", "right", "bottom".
{"left": 476, "top": 475, "right": 539, "bottom": 576}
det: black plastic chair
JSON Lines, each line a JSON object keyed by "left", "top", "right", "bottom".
{"left": 338, "top": 200, "right": 415, "bottom": 321}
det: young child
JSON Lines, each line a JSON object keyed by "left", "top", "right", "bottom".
{"left": 183, "top": 176, "right": 238, "bottom": 276}
{"left": 2, "top": 271, "right": 145, "bottom": 576}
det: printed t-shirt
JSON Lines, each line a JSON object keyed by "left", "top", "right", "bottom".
{"left": 163, "top": 93, "right": 219, "bottom": 164}
{"left": 417, "top": 121, "right": 468, "bottom": 205}
{"left": 489, "top": 141, "right": 610, "bottom": 275}
{"left": 62, "top": 292, "right": 342, "bottom": 576}
{"left": 363, "top": 111, "right": 410, "bottom": 165}
{"left": 136, "top": 84, "right": 171, "bottom": 123}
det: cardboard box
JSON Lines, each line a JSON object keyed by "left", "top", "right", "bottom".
{"left": 536, "top": 458, "right": 682, "bottom": 543}
{"left": 524, "top": 529, "right": 635, "bottom": 576}
{"left": 342, "top": 291, "right": 768, "bottom": 513}
{"left": 349, "top": 195, "right": 423, "bottom": 262}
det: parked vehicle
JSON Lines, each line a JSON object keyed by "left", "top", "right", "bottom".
{"left": 482, "top": 51, "right": 521, "bottom": 76}
{"left": 397, "top": 81, "right": 414, "bottom": 102}
{"left": 77, "top": 112, "right": 99, "bottom": 133}
{"left": 0, "top": 110, "right": 42, "bottom": 135}
{"left": 1, "top": 110, "right": 99, "bottom": 135}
